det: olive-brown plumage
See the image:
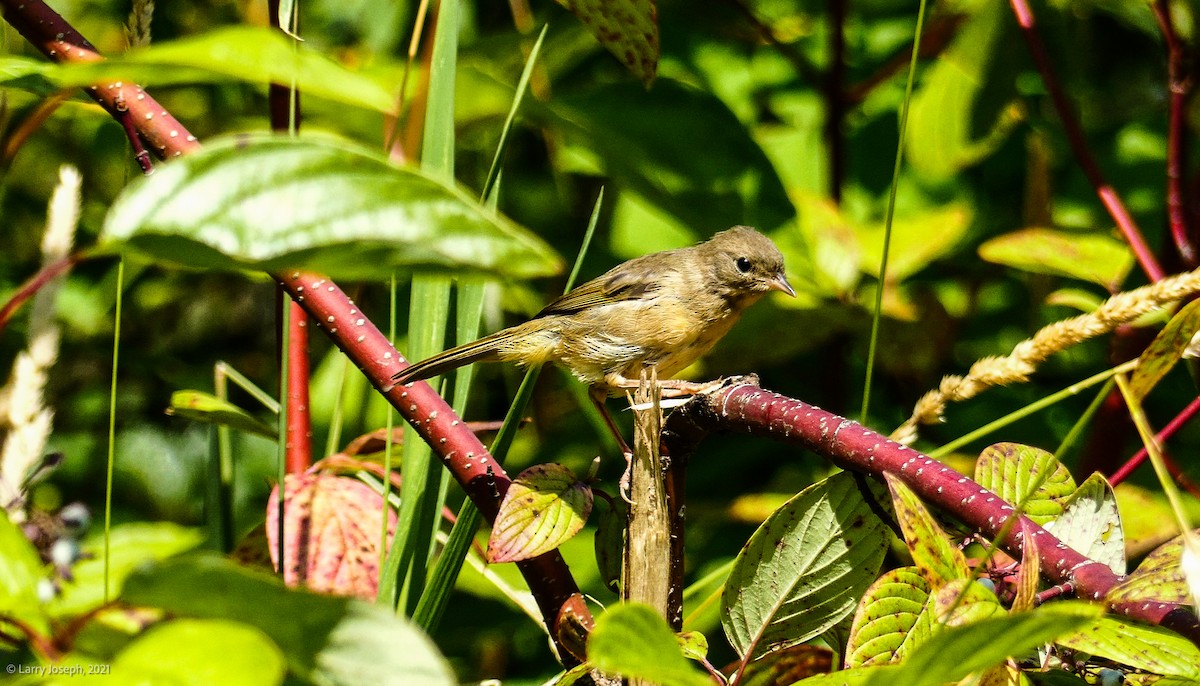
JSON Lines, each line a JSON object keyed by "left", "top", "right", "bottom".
{"left": 392, "top": 226, "right": 794, "bottom": 395}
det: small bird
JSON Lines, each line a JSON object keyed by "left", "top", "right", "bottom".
{"left": 392, "top": 226, "right": 794, "bottom": 398}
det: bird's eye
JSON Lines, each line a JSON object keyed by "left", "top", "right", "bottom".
{"left": 735, "top": 256, "right": 752, "bottom": 273}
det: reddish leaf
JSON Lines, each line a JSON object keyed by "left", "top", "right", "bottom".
{"left": 266, "top": 473, "right": 396, "bottom": 600}
{"left": 487, "top": 463, "right": 592, "bottom": 563}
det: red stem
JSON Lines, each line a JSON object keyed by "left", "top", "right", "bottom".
{"left": 1153, "top": 0, "right": 1196, "bottom": 267}
{"left": 267, "top": 0, "right": 312, "bottom": 473}
{"left": 1007, "top": 0, "right": 1166, "bottom": 282}
{"left": 0, "top": 255, "right": 79, "bottom": 335}
{"left": 665, "top": 383, "right": 1200, "bottom": 643}
{"left": 1107, "top": 394, "right": 1200, "bottom": 493}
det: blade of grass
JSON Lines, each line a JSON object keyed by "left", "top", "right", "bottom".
{"left": 212, "top": 365, "right": 235, "bottom": 552}
{"left": 275, "top": 290, "right": 291, "bottom": 579}
{"left": 214, "top": 361, "right": 281, "bottom": 414}
{"left": 860, "top": 0, "right": 930, "bottom": 424}
{"left": 103, "top": 258, "right": 124, "bottom": 602}
{"left": 929, "top": 360, "right": 1136, "bottom": 459}
{"left": 412, "top": 188, "right": 604, "bottom": 632}
{"left": 383, "top": 0, "right": 460, "bottom": 615}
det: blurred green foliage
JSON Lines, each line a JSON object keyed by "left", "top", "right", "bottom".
{"left": 3, "top": 0, "right": 1198, "bottom": 681}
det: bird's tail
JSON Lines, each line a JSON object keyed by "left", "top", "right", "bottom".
{"left": 392, "top": 329, "right": 511, "bottom": 384}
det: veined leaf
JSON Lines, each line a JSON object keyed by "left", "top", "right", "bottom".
{"left": 101, "top": 134, "right": 562, "bottom": 281}
{"left": 1107, "top": 530, "right": 1200, "bottom": 608}
{"left": 844, "top": 566, "right": 932, "bottom": 668}
{"left": 487, "top": 463, "right": 592, "bottom": 564}
{"left": 974, "top": 443, "right": 1075, "bottom": 526}
{"left": 722, "top": 472, "right": 890, "bottom": 659}
{"left": 886, "top": 474, "right": 969, "bottom": 586}
{"left": 1056, "top": 616, "right": 1200, "bottom": 677}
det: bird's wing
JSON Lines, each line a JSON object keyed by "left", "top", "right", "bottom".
{"left": 534, "top": 254, "right": 668, "bottom": 317}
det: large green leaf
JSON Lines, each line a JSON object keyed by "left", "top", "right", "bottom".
{"left": 101, "top": 134, "right": 563, "bottom": 281}
{"left": 905, "top": 0, "right": 1022, "bottom": 180}
{"left": 978, "top": 228, "right": 1134, "bottom": 290}
{"left": 1056, "top": 616, "right": 1200, "bottom": 678}
{"left": 588, "top": 603, "right": 710, "bottom": 686}
{"left": 1107, "top": 530, "right": 1200, "bottom": 609}
{"left": 546, "top": 78, "right": 795, "bottom": 234}
{"left": 0, "top": 27, "right": 396, "bottom": 113}
{"left": 0, "top": 511, "right": 49, "bottom": 635}
{"left": 121, "top": 554, "right": 454, "bottom": 686}
{"left": 1044, "top": 473, "right": 1125, "bottom": 575}
{"left": 859, "top": 602, "right": 1102, "bottom": 686}
{"left": 48, "top": 522, "right": 204, "bottom": 619}
{"left": 722, "top": 472, "right": 890, "bottom": 659}
{"left": 844, "top": 566, "right": 932, "bottom": 668}
{"left": 110, "top": 619, "right": 285, "bottom": 686}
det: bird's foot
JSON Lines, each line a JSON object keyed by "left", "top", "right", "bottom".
{"left": 619, "top": 450, "right": 634, "bottom": 505}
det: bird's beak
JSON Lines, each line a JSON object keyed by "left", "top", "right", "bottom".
{"left": 769, "top": 272, "right": 796, "bottom": 297}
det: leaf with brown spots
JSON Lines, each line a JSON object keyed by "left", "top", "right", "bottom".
{"left": 844, "top": 566, "right": 932, "bottom": 668}
{"left": 486, "top": 463, "right": 592, "bottom": 564}
{"left": 557, "top": 0, "right": 659, "bottom": 86}
{"left": 1107, "top": 529, "right": 1200, "bottom": 609}
{"left": 974, "top": 443, "right": 1074, "bottom": 525}
{"left": 266, "top": 473, "right": 395, "bottom": 600}
{"left": 885, "top": 473, "right": 970, "bottom": 586}
{"left": 1129, "top": 298, "right": 1200, "bottom": 402}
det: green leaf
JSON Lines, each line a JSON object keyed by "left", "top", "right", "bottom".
{"left": 1129, "top": 298, "right": 1200, "bottom": 402}
{"left": 930, "top": 579, "right": 1004, "bottom": 626}
{"left": 487, "top": 463, "right": 592, "bottom": 563}
{"left": 101, "top": 134, "right": 562, "bottom": 281}
{"left": 885, "top": 473, "right": 969, "bottom": 586}
{"left": 978, "top": 228, "right": 1134, "bottom": 290}
{"left": 556, "top": 0, "right": 659, "bottom": 86}
{"left": 1107, "top": 530, "right": 1199, "bottom": 608}
{"left": 594, "top": 498, "right": 627, "bottom": 593}
{"left": 589, "top": 603, "right": 711, "bottom": 686}
{"left": 844, "top": 566, "right": 932, "bottom": 668}
{"left": 48, "top": 522, "right": 204, "bottom": 619}
{"left": 166, "top": 390, "right": 277, "bottom": 438}
{"left": 1044, "top": 473, "right": 1125, "bottom": 575}
{"left": 857, "top": 203, "right": 972, "bottom": 282}
{"left": 974, "top": 443, "right": 1075, "bottom": 525}
{"left": 860, "top": 603, "right": 1102, "bottom": 686}
{"left": 1056, "top": 616, "right": 1200, "bottom": 677}
{"left": 546, "top": 78, "right": 794, "bottom": 234}
{"left": 110, "top": 619, "right": 285, "bottom": 686}
{"left": 121, "top": 554, "right": 455, "bottom": 686}
{"left": 722, "top": 472, "right": 890, "bottom": 659}
{"left": 0, "top": 511, "right": 50, "bottom": 636}
{"left": 905, "top": 0, "right": 1023, "bottom": 180}
{"left": 0, "top": 27, "right": 396, "bottom": 113}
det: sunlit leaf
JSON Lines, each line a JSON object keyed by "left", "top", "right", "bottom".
{"left": 1044, "top": 473, "right": 1125, "bottom": 575}
{"left": 111, "top": 618, "right": 286, "bottom": 686}
{"left": 167, "top": 390, "right": 276, "bottom": 438}
{"left": 266, "top": 473, "right": 396, "bottom": 600}
{"left": 49, "top": 522, "right": 204, "bottom": 619}
{"left": 487, "top": 463, "right": 592, "bottom": 564}
{"left": 0, "top": 511, "right": 50, "bottom": 635}
{"left": 930, "top": 579, "right": 1004, "bottom": 626}
{"left": 860, "top": 603, "right": 1101, "bottom": 686}
{"left": 101, "top": 134, "right": 563, "bottom": 281}
{"left": 906, "top": 0, "right": 1023, "bottom": 180}
{"left": 737, "top": 645, "right": 834, "bottom": 686}
{"left": 1107, "top": 530, "right": 1200, "bottom": 609}
{"left": 589, "top": 603, "right": 710, "bottom": 686}
{"left": 844, "top": 567, "right": 932, "bottom": 668}
{"left": 974, "top": 443, "right": 1075, "bottom": 526}
{"left": 885, "top": 474, "right": 969, "bottom": 586}
{"left": 122, "top": 555, "right": 455, "bottom": 685}
{"left": 1056, "top": 616, "right": 1200, "bottom": 677}
{"left": 722, "top": 472, "right": 890, "bottom": 659}
{"left": 0, "top": 27, "right": 396, "bottom": 113}
{"left": 858, "top": 203, "right": 972, "bottom": 282}
{"left": 978, "top": 228, "right": 1134, "bottom": 290}
{"left": 1129, "top": 298, "right": 1200, "bottom": 402}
